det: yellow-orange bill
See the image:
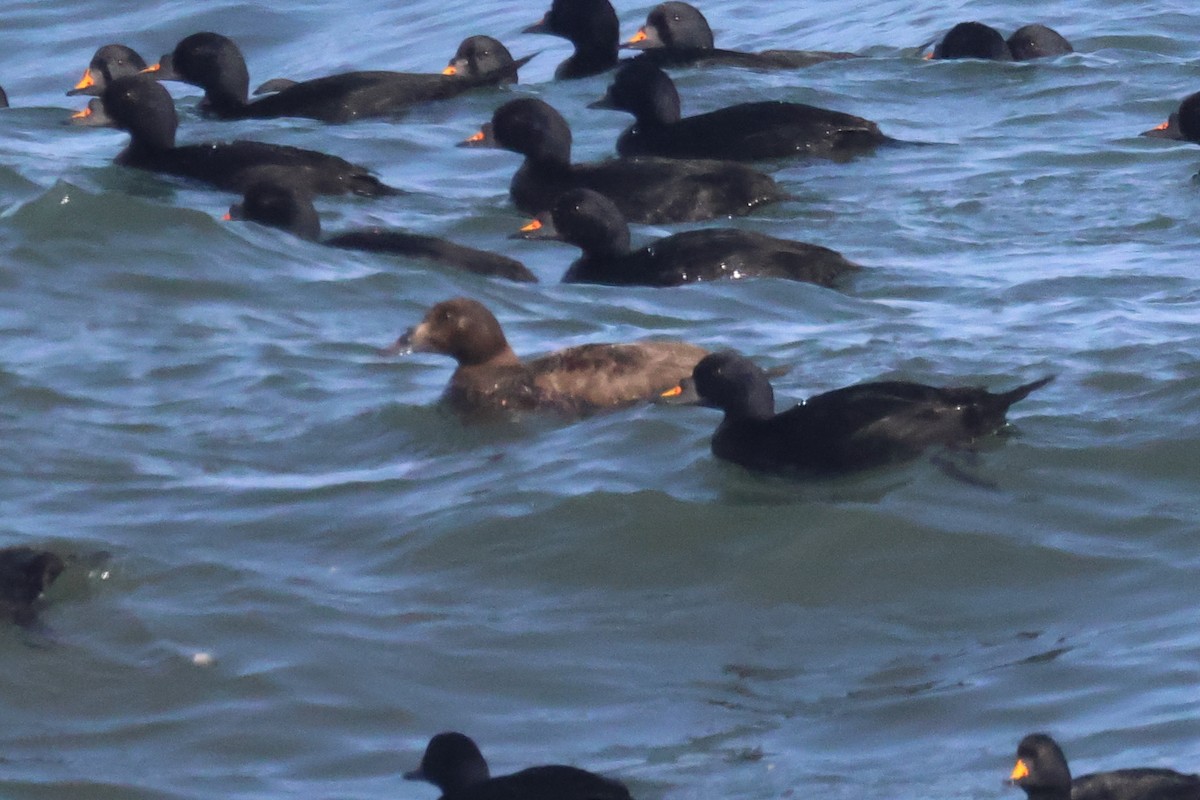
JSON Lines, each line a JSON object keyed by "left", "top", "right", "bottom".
{"left": 73, "top": 69, "right": 96, "bottom": 91}
{"left": 141, "top": 63, "right": 162, "bottom": 73}
{"left": 519, "top": 218, "right": 542, "bottom": 233}
{"left": 442, "top": 65, "right": 457, "bottom": 76}
{"left": 463, "top": 130, "right": 485, "bottom": 144}
{"left": 221, "top": 213, "right": 232, "bottom": 221}
{"left": 71, "top": 106, "right": 92, "bottom": 120}
{"left": 627, "top": 29, "right": 648, "bottom": 45}
{"left": 1153, "top": 120, "right": 1169, "bottom": 131}
{"left": 661, "top": 385, "right": 683, "bottom": 398}
{"left": 1010, "top": 760, "right": 1029, "bottom": 781}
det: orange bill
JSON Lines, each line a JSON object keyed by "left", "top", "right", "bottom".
{"left": 73, "top": 69, "right": 96, "bottom": 91}
{"left": 626, "top": 29, "right": 648, "bottom": 45}
{"left": 519, "top": 218, "right": 542, "bottom": 233}
{"left": 463, "top": 129, "right": 486, "bottom": 144}
{"left": 1010, "top": 760, "right": 1029, "bottom": 781}
{"left": 923, "top": 51, "right": 934, "bottom": 60}
{"left": 661, "top": 385, "right": 683, "bottom": 398}
{"left": 141, "top": 63, "right": 162, "bottom": 73}
{"left": 442, "top": 65, "right": 458, "bottom": 75}
{"left": 221, "top": 212, "right": 232, "bottom": 221}
{"left": 71, "top": 106, "right": 93, "bottom": 120}
{"left": 1153, "top": 119, "right": 1170, "bottom": 131}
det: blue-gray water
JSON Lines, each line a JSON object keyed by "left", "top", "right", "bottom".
{"left": 2, "top": 0, "right": 1199, "bottom": 798}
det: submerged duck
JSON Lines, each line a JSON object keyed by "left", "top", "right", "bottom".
{"left": 514, "top": 188, "right": 858, "bottom": 287}
{"left": 229, "top": 181, "right": 534, "bottom": 282}
{"left": 406, "top": 732, "right": 633, "bottom": 800}
{"left": 462, "top": 98, "right": 784, "bottom": 223}
{"left": 0, "top": 546, "right": 64, "bottom": 627}
{"left": 1141, "top": 91, "right": 1200, "bottom": 143}
{"left": 663, "top": 351, "right": 1052, "bottom": 475}
{"left": 930, "top": 21, "right": 1072, "bottom": 60}
{"left": 147, "top": 32, "right": 530, "bottom": 122}
{"left": 591, "top": 60, "right": 889, "bottom": 161}
{"left": 525, "top": 0, "right": 620, "bottom": 79}
{"left": 67, "top": 44, "right": 148, "bottom": 96}
{"left": 70, "top": 75, "right": 398, "bottom": 196}
{"left": 1009, "top": 733, "right": 1200, "bottom": 800}
{"left": 0, "top": 85, "right": 7, "bottom": 108}
{"left": 384, "top": 298, "right": 708, "bottom": 418}
{"left": 624, "top": 1, "right": 857, "bottom": 69}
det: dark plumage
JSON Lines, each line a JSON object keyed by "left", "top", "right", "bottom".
{"left": 0, "top": 85, "right": 7, "bottom": 108}
{"left": 524, "top": 0, "right": 620, "bottom": 79}
{"left": 462, "top": 98, "right": 784, "bottom": 223}
{"left": 1141, "top": 92, "right": 1200, "bottom": 143}
{"left": 514, "top": 188, "right": 857, "bottom": 287}
{"left": 383, "top": 298, "right": 708, "bottom": 418}
{"left": 149, "top": 32, "right": 529, "bottom": 123}
{"left": 666, "top": 351, "right": 1052, "bottom": 475}
{"left": 1010, "top": 733, "right": 1200, "bottom": 800}
{"left": 930, "top": 21, "right": 1071, "bottom": 61}
{"left": 0, "top": 546, "right": 64, "bottom": 627}
{"left": 406, "top": 732, "right": 633, "bottom": 800}
{"left": 69, "top": 75, "right": 398, "bottom": 196}
{"left": 230, "top": 181, "right": 534, "bottom": 282}
{"left": 1006, "top": 25, "right": 1073, "bottom": 60}
{"left": 624, "top": 1, "right": 857, "bottom": 70}
{"left": 591, "top": 60, "right": 888, "bottom": 161}
{"left": 67, "top": 44, "right": 147, "bottom": 96}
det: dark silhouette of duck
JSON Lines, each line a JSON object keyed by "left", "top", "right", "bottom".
{"left": 147, "top": 32, "right": 530, "bottom": 122}
{"left": 525, "top": 0, "right": 620, "bottom": 78}
{"left": 0, "top": 546, "right": 64, "bottom": 627}
{"left": 383, "top": 298, "right": 708, "bottom": 418}
{"left": 461, "top": 97, "right": 784, "bottom": 223}
{"left": 513, "top": 188, "right": 858, "bottom": 287}
{"left": 1141, "top": 91, "right": 1200, "bottom": 143}
{"left": 0, "top": 85, "right": 7, "bottom": 109}
{"left": 624, "top": 1, "right": 857, "bottom": 69}
{"left": 930, "top": 22, "right": 1072, "bottom": 60}
{"left": 67, "top": 44, "right": 147, "bottom": 96}
{"left": 406, "top": 732, "right": 633, "bottom": 800}
{"left": 591, "top": 60, "right": 888, "bottom": 161}
{"left": 1009, "top": 733, "right": 1200, "bottom": 800}
{"left": 229, "top": 181, "right": 534, "bottom": 282}
{"left": 69, "top": 75, "right": 398, "bottom": 196}
{"left": 663, "top": 351, "right": 1052, "bottom": 475}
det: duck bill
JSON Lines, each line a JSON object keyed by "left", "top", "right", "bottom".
{"left": 621, "top": 27, "right": 659, "bottom": 49}
{"left": 508, "top": 214, "right": 559, "bottom": 241}
{"left": 457, "top": 122, "right": 497, "bottom": 148}
{"left": 442, "top": 64, "right": 459, "bottom": 76}
{"left": 523, "top": 15, "right": 550, "bottom": 34}
{"left": 141, "top": 53, "right": 181, "bottom": 81}
{"left": 66, "top": 68, "right": 99, "bottom": 96}
{"left": 1009, "top": 759, "right": 1030, "bottom": 782}
{"left": 656, "top": 377, "right": 702, "bottom": 405}
{"left": 402, "top": 768, "right": 426, "bottom": 782}
{"left": 379, "top": 324, "right": 432, "bottom": 357}
{"left": 587, "top": 91, "right": 617, "bottom": 110}
{"left": 67, "top": 99, "right": 113, "bottom": 127}
{"left": 1140, "top": 114, "right": 1182, "bottom": 139}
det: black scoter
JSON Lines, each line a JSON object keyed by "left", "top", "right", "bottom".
{"left": 0, "top": 546, "right": 64, "bottom": 627}
{"left": 930, "top": 21, "right": 1072, "bottom": 60}
{"left": 514, "top": 188, "right": 858, "bottom": 287}
{"left": 68, "top": 44, "right": 147, "bottom": 96}
{"left": 230, "top": 181, "right": 534, "bottom": 282}
{"left": 70, "top": 75, "right": 398, "bottom": 196}
{"left": 524, "top": 0, "right": 620, "bottom": 79}
{"left": 1007, "top": 25, "right": 1073, "bottom": 60}
{"left": 1141, "top": 91, "right": 1200, "bottom": 143}
{"left": 663, "top": 351, "right": 1052, "bottom": 475}
{"left": 406, "top": 732, "right": 633, "bottom": 800}
{"left": 591, "top": 59, "right": 888, "bottom": 161}
{"left": 148, "top": 32, "right": 530, "bottom": 122}
{"left": 624, "top": 1, "right": 857, "bottom": 70}
{"left": 384, "top": 298, "right": 708, "bottom": 418}
{"left": 461, "top": 97, "right": 784, "bottom": 223}
{"left": 1009, "top": 733, "right": 1200, "bottom": 800}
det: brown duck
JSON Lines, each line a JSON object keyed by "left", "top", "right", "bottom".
{"left": 383, "top": 297, "right": 708, "bottom": 418}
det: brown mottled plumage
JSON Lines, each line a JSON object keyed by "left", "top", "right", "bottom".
{"left": 384, "top": 297, "right": 708, "bottom": 418}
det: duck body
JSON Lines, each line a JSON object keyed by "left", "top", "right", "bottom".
{"left": 931, "top": 21, "right": 1072, "bottom": 60}
{"left": 156, "top": 33, "right": 527, "bottom": 122}
{"left": 1010, "top": 734, "right": 1200, "bottom": 800}
{"left": 625, "top": 2, "right": 857, "bottom": 70}
{"left": 74, "top": 76, "right": 397, "bottom": 196}
{"left": 387, "top": 298, "right": 707, "bottom": 418}
{"left": 473, "top": 98, "right": 784, "bottom": 223}
{"left": 406, "top": 732, "right": 632, "bottom": 800}
{"left": 230, "top": 181, "right": 532, "bottom": 281}
{"left": 1141, "top": 92, "right": 1200, "bottom": 142}
{"left": 519, "top": 188, "right": 857, "bottom": 287}
{"left": 676, "top": 352, "right": 1051, "bottom": 475}
{"left": 595, "top": 61, "right": 888, "bottom": 161}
